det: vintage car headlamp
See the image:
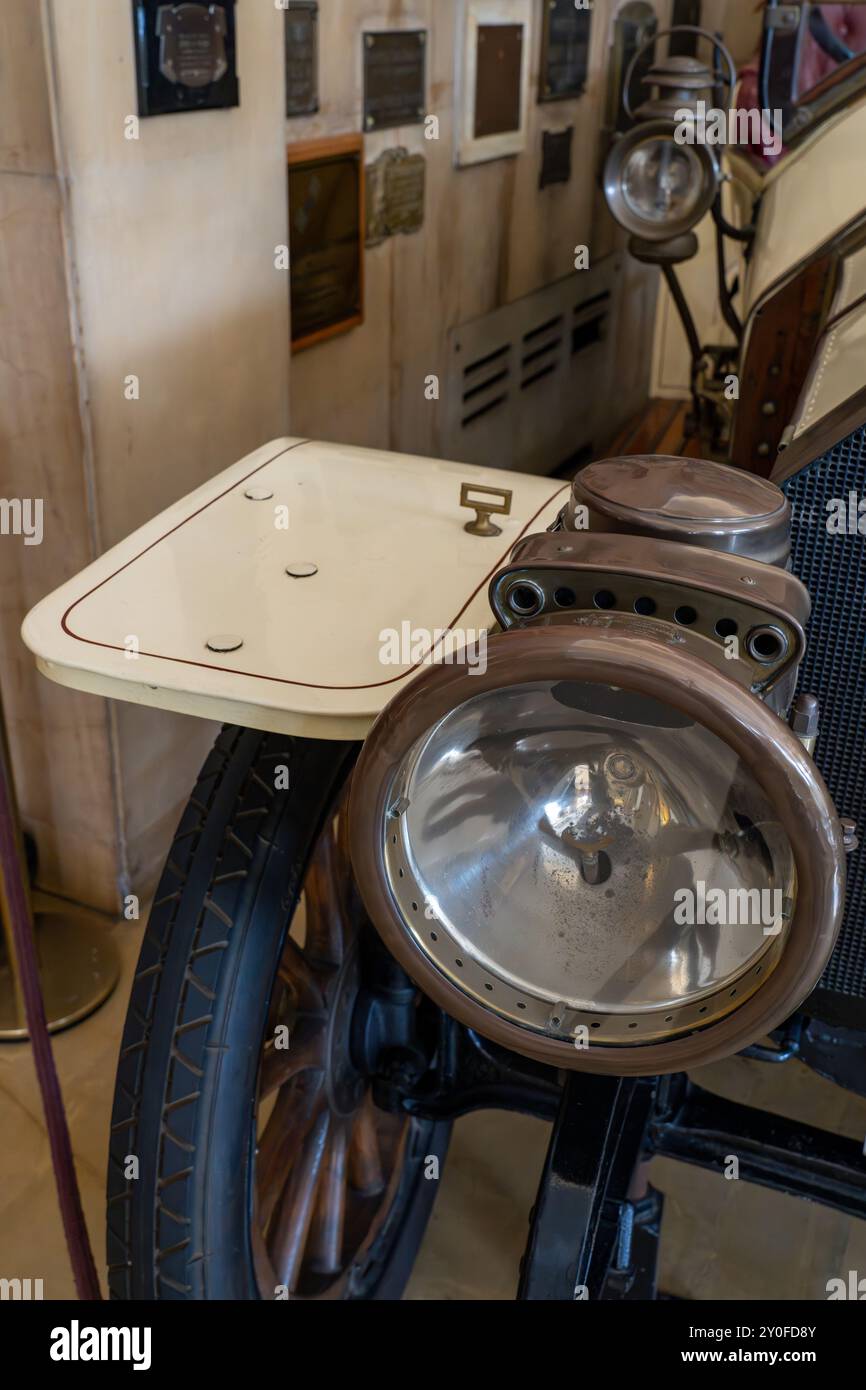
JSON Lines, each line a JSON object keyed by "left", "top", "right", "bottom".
{"left": 349, "top": 458, "right": 845, "bottom": 1076}
{"left": 603, "top": 120, "right": 720, "bottom": 241}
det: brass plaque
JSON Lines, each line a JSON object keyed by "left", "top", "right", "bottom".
{"left": 366, "top": 149, "right": 426, "bottom": 245}
{"left": 288, "top": 144, "right": 363, "bottom": 349}
{"left": 474, "top": 24, "right": 524, "bottom": 140}
{"left": 540, "top": 0, "right": 592, "bottom": 103}
{"left": 285, "top": 1, "right": 318, "bottom": 117}
{"left": 364, "top": 31, "right": 427, "bottom": 132}
{"left": 540, "top": 126, "right": 573, "bottom": 188}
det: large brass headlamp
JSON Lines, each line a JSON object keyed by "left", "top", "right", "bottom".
{"left": 349, "top": 458, "right": 845, "bottom": 1076}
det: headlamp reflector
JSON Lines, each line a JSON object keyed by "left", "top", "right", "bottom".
{"left": 387, "top": 680, "right": 794, "bottom": 1040}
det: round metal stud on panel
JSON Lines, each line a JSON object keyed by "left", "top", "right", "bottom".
{"left": 285, "top": 563, "right": 319, "bottom": 579}
{"left": 206, "top": 634, "right": 244, "bottom": 653}
{"left": 244, "top": 486, "right": 274, "bottom": 501}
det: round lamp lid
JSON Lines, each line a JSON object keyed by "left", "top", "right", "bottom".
{"left": 566, "top": 456, "right": 791, "bottom": 566}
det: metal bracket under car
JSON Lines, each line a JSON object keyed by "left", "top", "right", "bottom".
{"left": 380, "top": 1008, "right": 866, "bottom": 1300}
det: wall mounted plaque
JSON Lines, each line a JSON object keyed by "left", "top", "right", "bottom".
{"left": 540, "top": 0, "right": 592, "bottom": 102}
{"left": 287, "top": 135, "right": 365, "bottom": 352}
{"left": 456, "top": 1, "right": 532, "bottom": 167}
{"left": 363, "top": 31, "right": 427, "bottom": 132}
{"left": 366, "top": 149, "right": 426, "bottom": 246}
{"left": 132, "top": 1, "right": 239, "bottom": 117}
{"left": 285, "top": 1, "right": 319, "bottom": 117}
{"left": 475, "top": 24, "right": 524, "bottom": 138}
{"left": 539, "top": 126, "right": 573, "bottom": 188}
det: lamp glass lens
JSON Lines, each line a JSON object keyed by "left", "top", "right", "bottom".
{"left": 392, "top": 681, "right": 795, "bottom": 1015}
{"left": 621, "top": 138, "right": 702, "bottom": 226}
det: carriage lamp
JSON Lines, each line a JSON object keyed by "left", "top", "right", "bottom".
{"left": 349, "top": 457, "right": 846, "bottom": 1077}
{"left": 603, "top": 118, "right": 720, "bottom": 243}
{"left": 602, "top": 26, "right": 736, "bottom": 248}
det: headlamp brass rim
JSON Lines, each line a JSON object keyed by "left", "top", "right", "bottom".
{"left": 603, "top": 119, "right": 720, "bottom": 243}
{"left": 349, "top": 627, "right": 845, "bottom": 1077}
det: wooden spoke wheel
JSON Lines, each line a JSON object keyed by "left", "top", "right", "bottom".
{"left": 107, "top": 729, "right": 449, "bottom": 1301}
{"left": 254, "top": 816, "right": 414, "bottom": 1299}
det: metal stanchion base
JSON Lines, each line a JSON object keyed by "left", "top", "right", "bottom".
{"left": 0, "top": 911, "right": 121, "bottom": 1039}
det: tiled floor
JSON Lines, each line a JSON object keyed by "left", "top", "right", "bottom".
{"left": 3, "top": 914, "right": 866, "bottom": 1301}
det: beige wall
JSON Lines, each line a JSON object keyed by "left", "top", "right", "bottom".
{"left": 43, "top": 0, "right": 292, "bottom": 899}
{"left": 1, "top": 0, "right": 292, "bottom": 910}
{"left": 288, "top": 0, "right": 668, "bottom": 457}
{"left": 0, "top": 0, "right": 119, "bottom": 910}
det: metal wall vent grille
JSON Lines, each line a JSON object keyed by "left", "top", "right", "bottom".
{"left": 445, "top": 256, "right": 622, "bottom": 474}
{"left": 783, "top": 426, "right": 866, "bottom": 1021}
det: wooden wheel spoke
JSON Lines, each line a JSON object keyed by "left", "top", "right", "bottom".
{"left": 277, "top": 937, "right": 325, "bottom": 1011}
{"left": 268, "top": 1109, "right": 331, "bottom": 1292}
{"left": 304, "top": 822, "right": 349, "bottom": 968}
{"left": 256, "top": 1079, "right": 322, "bottom": 1229}
{"left": 260, "top": 1020, "right": 326, "bottom": 1101}
{"left": 348, "top": 1091, "right": 385, "bottom": 1196}
{"left": 306, "top": 1123, "right": 349, "bottom": 1276}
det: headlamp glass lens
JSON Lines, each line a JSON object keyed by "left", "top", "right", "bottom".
{"left": 621, "top": 138, "right": 702, "bottom": 226}
{"left": 389, "top": 681, "right": 795, "bottom": 1022}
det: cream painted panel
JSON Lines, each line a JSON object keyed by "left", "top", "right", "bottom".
{"left": 745, "top": 95, "right": 866, "bottom": 315}
{"left": 833, "top": 242, "right": 866, "bottom": 318}
{"left": 791, "top": 307, "right": 866, "bottom": 441}
{"left": 23, "top": 440, "right": 569, "bottom": 741}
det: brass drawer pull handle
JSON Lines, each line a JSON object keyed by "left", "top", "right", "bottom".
{"left": 460, "top": 483, "right": 513, "bottom": 538}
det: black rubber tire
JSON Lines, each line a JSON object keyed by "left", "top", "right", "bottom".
{"left": 106, "top": 726, "right": 449, "bottom": 1300}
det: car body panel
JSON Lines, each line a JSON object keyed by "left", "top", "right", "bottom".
{"left": 743, "top": 92, "right": 866, "bottom": 318}
{"left": 22, "top": 437, "right": 568, "bottom": 740}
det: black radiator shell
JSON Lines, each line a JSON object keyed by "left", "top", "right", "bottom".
{"left": 783, "top": 427, "right": 866, "bottom": 1028}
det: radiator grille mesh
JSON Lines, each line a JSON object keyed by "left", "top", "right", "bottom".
{"left": 783, "top": 427, "right": 866, "bottom": 1010}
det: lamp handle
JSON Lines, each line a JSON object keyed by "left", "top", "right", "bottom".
{"left": 622, "top": 25, "right": 738, "bottom": 123}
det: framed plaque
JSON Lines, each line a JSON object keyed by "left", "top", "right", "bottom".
{"left": 287, "top": 135, "right": 365, "bottom": 353}
{"left": 366, "top": 149, "right": 426, "bottom": 245}
{"left": 131, "top": 1, "right": 239, "bottom": 118}
{"left": 540, "top": 0, "right": 592, "bottom": 103}
{"left": 475, "top": 24, "right": 524, "bottom": 138}
{"left": 539, "top": 126, "right": 573, "bottom": 187}
{"left": 285, "top": 1, "right": 319, "bottom": 117}
{"left": 456, "top": 0, "right": 533, "bottom": 166}
{"left": 363, "top": 30, "right": 427, "bottom": 132}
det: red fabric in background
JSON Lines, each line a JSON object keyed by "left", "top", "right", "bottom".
{"left": 738, "top": 4, "right": 865, "bottom": 164}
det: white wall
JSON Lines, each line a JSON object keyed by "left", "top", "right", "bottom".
{"left": 43, "top": 0, "right": 292, "bottom": 897}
